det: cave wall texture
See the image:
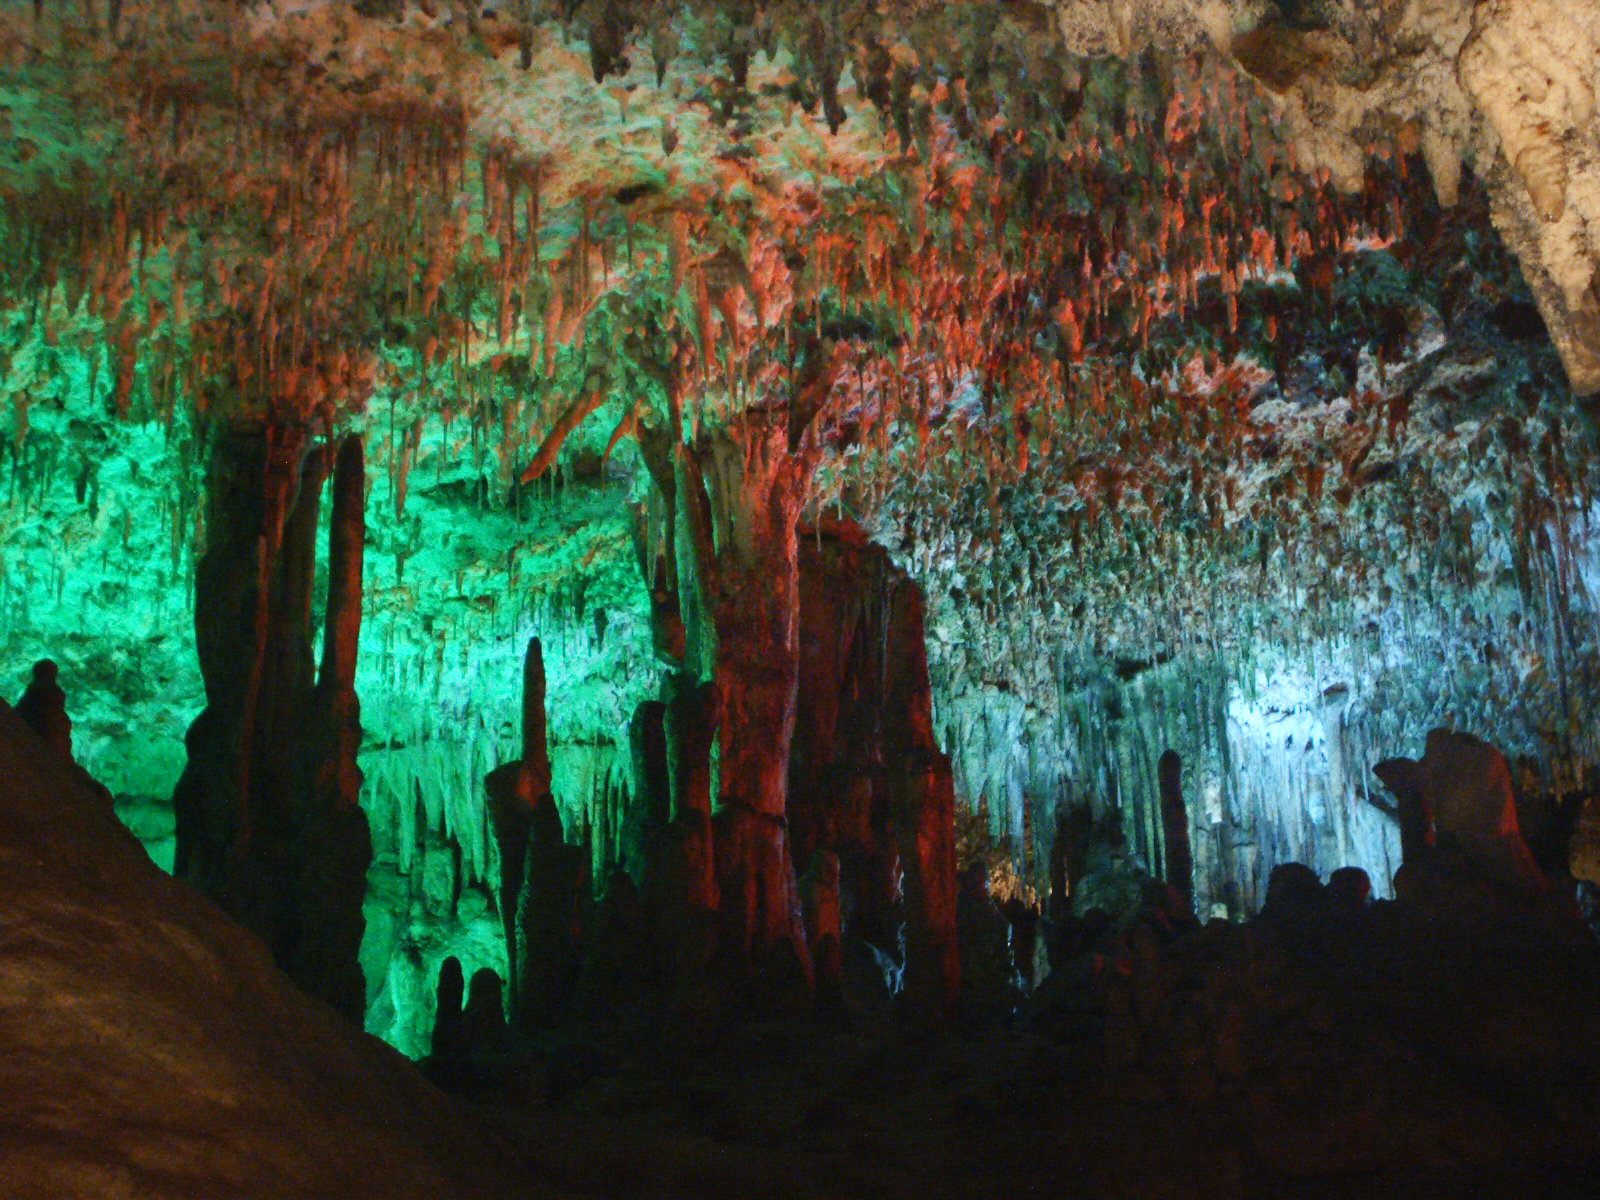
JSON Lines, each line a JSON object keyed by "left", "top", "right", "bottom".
{"left": 2, "top": 0, "right": 1600, "bottom": 1055}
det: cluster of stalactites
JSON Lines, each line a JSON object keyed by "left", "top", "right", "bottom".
{"left": 2, "top": 40, "right": 473, "bottom": 433}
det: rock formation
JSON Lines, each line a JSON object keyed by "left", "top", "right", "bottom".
{"left": 171, "top": 428, "right": 372, "bottom": 1021}
{"left": 2, "top": 4, "right": 1600, "bottom": 1194}
{"left": 1047, "top": 0, "right": 1600, "bottom": 393}
{"left": 1376, "top": 727, "right": 1547, "bottom": 892}
{"left": 486, "top": 636, "right": 555, "bottom": 1007}
{"left": 13, "top": 659, "right": 71, "bottom": 761}
{"left": 0, "top": 700, "right": 528, "bottom": 1199}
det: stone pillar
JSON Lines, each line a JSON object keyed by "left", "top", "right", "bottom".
{"left": 804, "top": 848, "right": 843, "bottom": 998}
{"left": 175, "top": 426, "right": 372, "bottom": 1023}
{"left": 513, "top": 797, "right": 584, "bottom": 1027}
{"left": 886, "top": 581, "right": 959, "bottom": 1017}
{"left": 294, "top": 435, "right": 373, "bottom": 1023}
{"left": 174, "top": 425, "right": 320, "bottom": 953}
{"left": 486, "top": 636, "right": 553, "bottom": 1004}
{"left": 1158, "top": 749, "right": 1194, "bottom": 913}
{"left": 661, "top": 679, "right": 722, "bottom": 998}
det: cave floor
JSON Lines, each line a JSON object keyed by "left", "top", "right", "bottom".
{"left": 459, "top": 1004, "right": 1599, "bottom": 1200}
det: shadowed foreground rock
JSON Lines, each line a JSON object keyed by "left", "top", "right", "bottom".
{"left": 0, "top": 700, "right": 535, "bottom": 1200}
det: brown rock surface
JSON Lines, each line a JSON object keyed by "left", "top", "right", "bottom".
{"left": 0, "top": 700, "right": 534, "bottom": 1200}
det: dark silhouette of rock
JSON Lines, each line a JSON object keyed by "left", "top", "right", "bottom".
{"left": 840, "top": 931, "right": 903, "bottom": 1013}
{"left": 0, "top": 699, "right": 526, "bottom": 1198}
{"left": 513, "top": 798, "right": 585, "bottom": 1028}
{"left": 1049, "top": 803, "right": 1095, "bottom": 920}
{"left": 14, "top": 659, "right": 71, "bottom": 760}
{"left": 171, "top": 428, "right": 372, "bottom": 1021}
{"left": 665, "top": 678, "right": 721, "bottom": 917}
{"left": 1372, "top": 757, "right": 1430, "bottom": 863}
{"left": 884, "top": 580, "right": 959, "bottom": 1018}
{"left": 432, "top": 955, "right": 467, "bottom": 1060}
{"left": 802, "top": 848, "right": 844, "bottom": 1000}
{"left": 579, "top": 867, "right": 652, "bottom": 1008}
{"left": 1419, "top": 729, "right": 1546, "bottom": 891}
{"left": 1326, "top": 866, "right": 1371, "bottom": 910}
{"left": 1262, "top": 861, "right": 1324, "bottom": 919}
{"left": 1378, "top": 730, "right": 1546, "bottom": 893}
{"left": 463, "top": 968, "right": 512, "bottom": 1055}
{"left": 1000, "top": 895, "right": 1041, "bottom": 989}
{"left": 956, "top": 862, "right": 1017, "bottom": 1020}
{"left": 295, "top": 434, "right": 374, "bottom": 1024}
{"left": 1157, "top": 749, "right": 1193, "bottom": 911}
{"left": 486, "top": 636, "right": 555, "bottom": 1008}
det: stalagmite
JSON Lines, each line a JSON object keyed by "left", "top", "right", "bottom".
{"left": 661, "top": 679, "right": 722, "bottom": 993}
{"left": 294, "top": 434, "right": 374, "bottom": 1022}
{"left": 886, "top": 580, "right": 959, "bottom": 1017}
{"left": 1157, "top": 749, "right": 1194, "bottom": 911}
{"left": 513, "top": 796, "right": 584, "bottom": 1028}
{"left": 803, "top": 848, "right": 844, "bottom": 1000}
{"left": 665, "top": 412, "right": 823, "bottom": 992}
{"left": 14, "top": 659, "right": 72, "bottom": 761}
{"left": 485, "top": 636, "right": 552, "bottom": 1005}
{"left": 162, "top": 424, "right": 371, "bottom": 1018}
{"left": 430, "top": 955, "right": 467, "bottom": 1060}
{"left": 173, "top": 427, "right": 322, "bottom": 959}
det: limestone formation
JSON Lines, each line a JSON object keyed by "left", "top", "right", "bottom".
{"left": 662, "top": 678, "right": 721, "bottom": 923}
{"left": 1048, "top": 0, "right": 1600, "bottom": 393}
{"left": 802, "top": 848, "right": 844, "bottom": 999}
{"left": 463, "top": 967, "right": 513, "bottom": 1057}
{"left": 578, "top": 867, "right": 652, "bottom": 1008}
{"left": 486, "top": 636, "right": 554, "bottom": 1005}
{"left": 1418, "top": 728, "right": 1547, "bottom": 891}
{"left": 955, "top": 862, "right": 1019, "bottom": 1020}
{"left": 14, "top": 659, "right": 71, "bottom": 761}
{"left": 431, "top": 955, "right": 467, "bottom": 1060}
{"left": 0, "top": 700, "right": 528, "bottom": 1199}
{"left": 1263, "top": 860, "right": 1323, "bottom": 908}
{"left": 1157, "top": 749, "right": 1193, "bottom": 909}
{"left": 1326, "top": 865, "right": 1372, "bottom": 910}
{"left": 1377, "top": 729, "right": 1547, "bottom": 892}
{"left": 513, "top": 796, "right": 585, "bottom": 1027}
{"left": 1371, "top": 757, "right": 1432, "bottom": 864}
{"left": 294, "top": 434, "right": 374, "bottom": 1024}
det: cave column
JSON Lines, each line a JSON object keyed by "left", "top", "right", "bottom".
{"left": 884, "top": 579, "right": 959, "bottom": 1016}
{"left": 486, "top": 636, "right": 554, "bottom": 1008}
{"left": 175, "top": 424, "right": 376, "bottom": 1021}
{"left": 174, "top": 422, "right": 322, "bottom": 946}
{"left": 1158, "top": 749, "right": 1195, "bottom": 913}
{"left": 678, "top": 412, "right": 814, "bottom": 984}
{"left": 294, "top": 434, "right": 374, "bottom": 1023}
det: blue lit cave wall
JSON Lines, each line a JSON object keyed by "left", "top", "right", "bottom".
{"left": 888, "top": 253, "right": 1600, "bottom": 918}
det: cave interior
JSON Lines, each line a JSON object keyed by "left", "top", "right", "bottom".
{"left": 3, "top": 0, "right": 1600, "bottom": 1196}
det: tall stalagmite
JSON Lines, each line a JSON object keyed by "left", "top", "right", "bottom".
{"left": 173, "top": 428, "right": 322, "bottom": 941}
{"left": 885, "top": 579, "right": 959, "bottom": 1016}
{"left": 486, "top": 637, "right": 554, "bottom": 1006}
{"left": 792, "top": 527, "right": 959, "bottom": 1015}
{"left": 674, "top": 414, "right": 816, "bottom": 989}
{"left": 294, "top": 435, "right": 374, "bottom": 1023}
{"left": 173, "top": 425, "right": 370, "bottom": 1018}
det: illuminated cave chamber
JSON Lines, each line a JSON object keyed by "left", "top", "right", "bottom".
{"left": 4, "top": 0, "right": 1600, "bottom": 1066}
